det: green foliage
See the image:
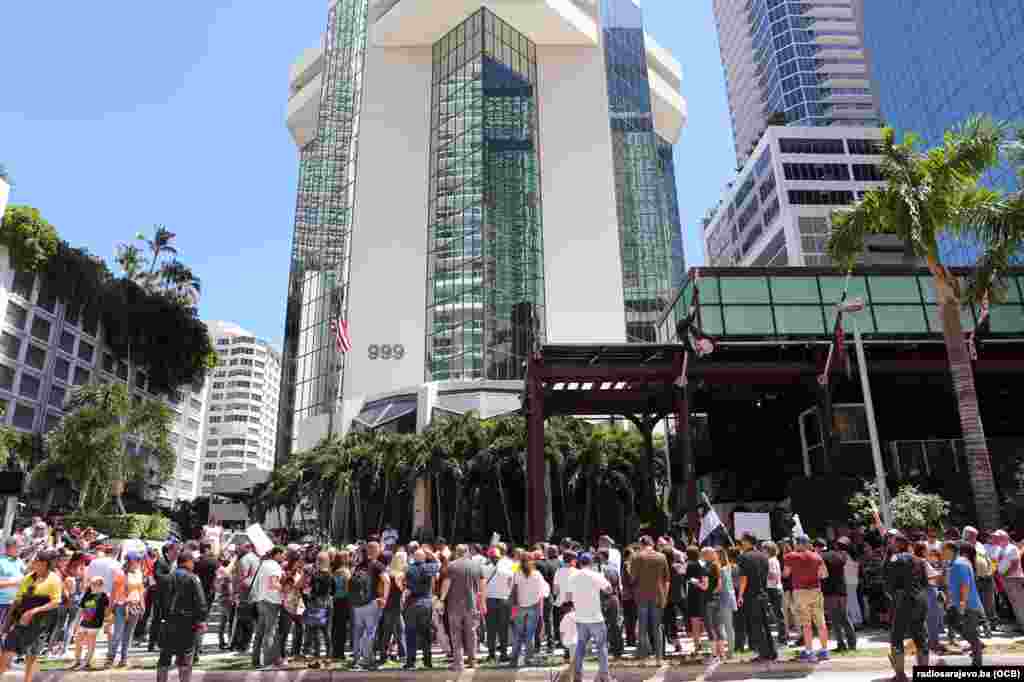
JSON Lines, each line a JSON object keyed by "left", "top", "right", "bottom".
{"left": 0, "top": 205, "right": 59, "bottom": 271}
{"left": 37, "top": 383, "right": 177, "bottom": 513}
{"left": 849, "top": 481, "right": 950, "bottom": 531}
{"left": 1, "top": 209, "right": 215, "bottom": 395}
{"left": 62, "top": 513, "right": 170, "bottom": 540}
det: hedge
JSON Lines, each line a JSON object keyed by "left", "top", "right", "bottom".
{"left": 62, "top": 514, "right": 171, "bottom": 541}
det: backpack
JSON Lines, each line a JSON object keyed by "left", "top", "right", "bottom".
{"left": 348, "top": 567, "right": 374, "bottom": 607}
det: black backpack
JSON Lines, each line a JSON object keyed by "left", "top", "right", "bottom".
{"left": 348, "top": 567, "right": 373, "bottom": 607}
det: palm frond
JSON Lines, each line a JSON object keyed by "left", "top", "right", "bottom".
{"left": 828, "top": 201, "right": 872, "bottom": 269}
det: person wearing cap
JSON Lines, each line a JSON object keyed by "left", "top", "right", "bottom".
{"left": 598, "top": 536, "right": 621, "bottom": 575}
{"left": 946, "top": 541, "right": 983, "bottom": 667}
{"left": 0, "top": 549, "right": 62, "bottom": 682}
{"left": 156, "top": 551, "right": 208, "bottom": 682}
{"left": 962, "top": 526, "right": 995, "bottom": 637}
{"left": 993, "top": 530, "right": 1022, "bottom": 578}
{"left": 783, "top": 535, "right": 828, "bottom": 662}
{"left": 0, "top": 538, "right": 25, "bottom": 631}
{"left": 566, "top": 553, "right": 615, "bottom": 682}
{"left": 114, "top": 552, "right": 146, "bottom": 667}
{"left": 883, "top": 533, "right": 929, "bottom": 679}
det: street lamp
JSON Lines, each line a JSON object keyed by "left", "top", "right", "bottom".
{"left": 836, "top": 297, "right": 893, "bottom": 527}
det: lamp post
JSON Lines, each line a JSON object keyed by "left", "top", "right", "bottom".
{"left": 837, "top": 297, "right": 893, "bottom": 527}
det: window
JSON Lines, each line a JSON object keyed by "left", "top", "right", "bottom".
{"left": 73, "top": 367, "right": 90, "bottom": 386}
{"left": 205, "top": 463, "right": 218, "bottom": 471}
{"left": 60, "top": 332, "right": 77, "bottom": 355}
{"left": 1, "top": 333, "right": 21, "bottom": 362}
{"left": 190, "top": 398, "right": 202, "bottom": 412}
{"left": 10, "top": 272, "right": 34, "bottom": 300}
{"left": 185, "top": 437, "right": 198, "bottom": 450}
{"left": 49, "top": 385, "right": 66, "bottom": 409}
{"left": 778, "top": 138, "right": 845, "bottom": 154}
{"left": 0, "top": 365, "right": 13, "bottom": 391}
{"left": 116, "top": 361, "right": 128, "bottom": 381}
{"left": 4, "top": 304, "right": 27, "bottom": 330}
{"left": 782, "top": 163, "right": 850, "bottom": 181}
{"left": 18, "top": 373, "right": 40, "bottom": 399}
{"left": 203, "top": 475, "right": 216, "bottom": 482}
{"left": 136, "top": 371, "right": 147, "bottom": 390}
{"left": 25, "top": 345, "right": 45, "bottom": 370}
{"left": 54, "top": 357, "right": 70, "bottom": 381}
{"left": 852, "top": 164, "right": 884, "bottom": 181}
{"left": 37, "top": 286, "right": 57, "bottom": 313}
{"left": 217, "top": 339, "right": 230, "bottom": 346}
{"left": 12, "top": 403, "right": 34, "bottom": 430}
{"left": 846, "top": 139, "right": 882, "bottom": 155}
{"left": 77, "top": 340, "right": 94, "bottom": 362}
{"left": 182, "top": 458, "right": 196, "bottom": 468}
{"left": 788, "top": 190, "right": 855, "bottom": 206}
{"left": 206, "top": 438, "right": 218, "bottom": 445}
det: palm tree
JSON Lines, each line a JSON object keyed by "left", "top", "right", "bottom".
{"left": 479, "top": 417, "right": 525, "bottom": 541}
{"left": 115, "top": 226, "right": 201, "bottom": 308}
{"left": 827, "top": 116, "right": 1020, "bottom": 529}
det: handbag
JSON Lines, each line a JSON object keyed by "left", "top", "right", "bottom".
{"left": 303, "top": 607, "right": 329, "bottom": 627}
{"left": 236, "top": 560, "right": 265, "bottom": 624}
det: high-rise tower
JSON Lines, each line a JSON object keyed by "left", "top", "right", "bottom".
{"left": 278, "top": 0, "right": 686, "bottom": 458}
{"left": 713, "top": 0, "right": 880, "bottom": 168}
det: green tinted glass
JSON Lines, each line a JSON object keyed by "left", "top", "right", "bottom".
{"left": 988, "top": 305, "right": 1024, "bottom": 333}
{"left": 1005, "top": 277, "right": 1022, "bottom": 303}
{"left": 723, "top": 306, "right": 774, "bottom": 334}
{"left": 868, "top": 276, "right": 922, "bottom": 303}
{"left": 698, "top": 277, "right": 721, "bottom": 304}
{"left": 820, "top": 276, "right": 868, "bottom": 306}
{"left": 775, "top": 306, "right": 827, "bottom": 334}
{"left": 699, "top": 306, "right": 724, "bottom": 335}
{"left": 770, "top": 277, "right": 821, "bottom": 304}
{"left": 918, "top": 276, "right": 937, "bottom": 304}
{"left": 873, "top": 305, "right": 928, "bottom": 333}
{"left": 719, "top": 277, "right": 770, "bottom": 303}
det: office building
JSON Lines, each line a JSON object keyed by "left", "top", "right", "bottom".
{"left": 0, "top": 250, "right": 208, "bottom": 505}
{"left": 278, "top": 0, "right": 686, "bottom": 456}
{"left": 713, "top": 0, "right": 880, "bottom": 168}
{"left": 703, "top": 126, "right": 904, "bottom": 267}
{"left": 201, "top": 321, "right": 281, "bottom": 497}
{"left": 862, "top": 1, "right": 1024, "bottom": 265}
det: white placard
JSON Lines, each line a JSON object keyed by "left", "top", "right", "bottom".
{"left": 246, "top": 523, "right": 273, "bottom": 556}
{"left": 734, "top": 512, "right": 772, "bottom": 542}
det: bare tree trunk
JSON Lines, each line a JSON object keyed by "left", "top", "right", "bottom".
{"left": 932, "top": 261, "right": 1001, "bottom": 528}
{"left": 583, "top": 476, "right": 594, "bottom": 546}
{"left": 496, "top": 471, "right": 513, "bottom": 543}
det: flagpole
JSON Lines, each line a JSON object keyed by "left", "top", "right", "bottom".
{"left": 701, "top": 492, "right": 736, "bottom": 548}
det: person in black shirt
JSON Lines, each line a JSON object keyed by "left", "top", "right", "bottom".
{"left": 149, "top": 542, "right": 179, "bottom": 652}
{"left": 883, "top": 533, "right": 928, "bottom": 682}
{"left": 71, "top": 577, "right": 109, "bottom": 670}
{"left": 305, "top": 552, "right": 334, "bottom": 668}
{"left": 535, "top": 546, "right": 559, "bottom": 653}
{"left": 157, "top": 551, "right": 208, "bottom": 682}
{"left": 819, "top": 540, "right": 856, "bottom": 651}
{"left": 736, "top": 533, "right": 777, "bottom": 663}
{"left": 403, "top": 549, "right": 440, "bottom": 670}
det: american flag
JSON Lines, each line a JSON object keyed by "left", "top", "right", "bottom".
{"left": 330, "top": 318, "right": 353, "bottom": 354}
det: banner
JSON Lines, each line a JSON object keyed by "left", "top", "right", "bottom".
{"left": 734, "top": 512, "right": 772, "bottom": 542}
{"left": 246, "top": 523, "right": 273, "bottom": 556}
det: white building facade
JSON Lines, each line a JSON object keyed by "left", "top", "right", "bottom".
{"left": 201, "top": 321, "right": 281, "bottom": 496}
{"left": 0, "top": 248, "right": 209, "bottom": 505}
{"left": 278, "top": 0, "right": 687, "bottom": 457}
{"left": 712, "top": 0, "right": 879, "bottom": 168}
{"left": 703, "top": 126, "right": 905, "bottom": 268}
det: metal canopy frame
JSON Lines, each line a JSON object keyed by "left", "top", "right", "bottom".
{"left": 523, "top": 344, "right": 689, "bottom": 543}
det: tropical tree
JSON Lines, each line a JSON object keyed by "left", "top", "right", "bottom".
{"left": 36, "top": 383, "right": 175, "bottom": 513}
{"left": 828, "top": 116, "right": 1021, "bottom": 529}
{"left": 115, "top": 225, "right": 201, "bottom": 308}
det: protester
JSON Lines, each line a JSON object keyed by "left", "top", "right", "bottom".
{"left": 884, "top": 533, "right": 929, "bottom": 681}
{"left": 631, "top": 536, "right": 669, "bottom": 663}
{"left": 347, "top": 541, "right": 388, "bottom": 671}
{"left": 946, "top": 541, "right": 983, "bottom": 667}
{"left": 71, "top": 576, "right": 108, "bottom": 670}
{"left": 250, "top": 546, "right": 285, "bottom": 669}
{"left": 0, "top": 549, "right": 62, "bottom": 682}
{"left": 156, "top": 551, "right": 208, "bottom": 682}
{"left": 783, "top": 535, "right": 828, "bottom": 662}
{"left": 567, "top": 552, "right": 614, "bottom": 682}
{"left": 820, "top": 538, "right": 856, "bottom": 651}
{"left": 509, "top": 550, "right": 549, "bottom": 667}
{"left": 402, "top": 548, "right": 438, "bottom": 670}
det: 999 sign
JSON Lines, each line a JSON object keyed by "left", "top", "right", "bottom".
{"left": 368, "top": 344, "right": 405, "bottom": 360}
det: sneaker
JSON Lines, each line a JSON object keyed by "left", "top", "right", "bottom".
{"left": 817, "top": 650, "right": 830, "bottom": 662}
{"left": 798, "top": 650, "right": 816, "bottom": 663}
{"left": 68, "top": 663, "right": 81, "bottom": 671}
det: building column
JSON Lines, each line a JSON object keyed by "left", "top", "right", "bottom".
{"left": 526, "top": 360, "right": 546, "bottom": 544}
{"left": 674, "top": 383, "right": 698, "bottom": 535}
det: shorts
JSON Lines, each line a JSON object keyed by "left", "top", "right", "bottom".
{"left": 794, "top": 589, "right": 825, "bottom": 629}
{"left": 2, "top": 616, "right": 54, "bottom": 658}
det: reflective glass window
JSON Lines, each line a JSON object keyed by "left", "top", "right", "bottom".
{"left": 770, "top": 277, "right": 820, "bottom": 304}
{"left": 719, "top": 277, "right": 770, "bottom": 303}
{"left": 698, "top": 306, "right": 724, "bottom": 335}
{"left": 988, "top": 305, "right": 1024, "bottom": 333}
{"left": 873, "top": 305, "right": 928, "bottom": 333}
{"left": 819, "top": 276, "right": 869, "bottom": 305}
{"left": 868, "top": 276, "right": 921, "bottom": 303}
{"left": 774, "top": 306, "right": 826, "bottom": 334}
{"left": 723, "top": 306, "right": 774, "bottom": 334}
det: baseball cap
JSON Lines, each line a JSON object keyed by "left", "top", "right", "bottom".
{"left": 795, "top": 534, "right": 810, "bottom": 545}
{"left": 578, "top": 552, "right": 593, "bottom": 565}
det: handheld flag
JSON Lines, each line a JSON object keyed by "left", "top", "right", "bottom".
{"left": 699, "top": 503, "right": 724, "bottom": 546}
{"left": 792, "top": 513, "right": 806, "bottom": 538}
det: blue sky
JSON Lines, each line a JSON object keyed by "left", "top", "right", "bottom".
{"left": 0, "top": 1, "right": 734, "bottom": 347}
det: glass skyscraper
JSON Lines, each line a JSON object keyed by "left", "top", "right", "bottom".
{"left": 862, "top": 1, "right": 1024, "bottom": 265}
{"left": 279, "top": 0, "right": 686, "bottom": 459}
{"left": 713, "top": 0, "right": 880, "bottom": 167}
{"left": 602, "top": 0, "right": 682, "bottom": 342}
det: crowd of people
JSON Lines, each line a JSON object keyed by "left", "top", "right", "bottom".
{"left": 0, "top": 515, "right": 1016, "bottom": 682}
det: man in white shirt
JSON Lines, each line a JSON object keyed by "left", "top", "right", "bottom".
{"left": 482, "top": 548, "right": 514, "bottom": 662}
{"left": 598, "top": 536, "right": 621, "bottom": 574}
{"left": 250, "top": 546, "right": 285, "bottom": 668}
{"left": 566, "top": 553, "right": 613, "bottom": 682}
{"left": 553, "top": 550, "right": 579, "bottom": 653}
{"left": 994, "top": 530, "right": 1022, "bottom": 578}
